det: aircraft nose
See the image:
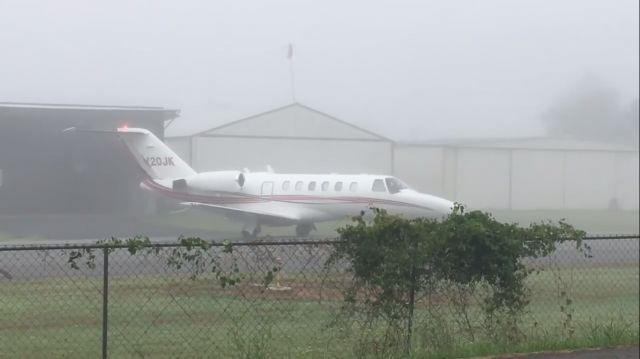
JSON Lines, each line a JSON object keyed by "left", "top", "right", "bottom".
{"left": 411, "top": 193, "right": 455, "bottom": 217}
{"left": 435, "top": 198, "right": 455, "bottom": 215}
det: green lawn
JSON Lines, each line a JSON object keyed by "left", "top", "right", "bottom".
{"left": 1, "top": 209, "right": 635, "bottom": 243}
{"left": 149, "top": 209, "right": 640, "bottom": 240}
{"left": 0, "top": 232, "right": 42, "bottom": 242}
{"left": 148, "top": 210, "right": 351, "bottom": 238}
{"left": 0, "top": 264, "right": 637, "bottom": 358}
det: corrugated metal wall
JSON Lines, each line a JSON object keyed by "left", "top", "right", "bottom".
{"left": 394, "top": 145, "right": 639, "bottom": 210}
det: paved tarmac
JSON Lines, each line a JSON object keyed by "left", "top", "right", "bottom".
{"left": 0, "top": 236, "right": 637, "bottom": 281}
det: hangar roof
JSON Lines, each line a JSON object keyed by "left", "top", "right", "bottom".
{"left": 399, "top": 136, "right": 639, "bottom": 152}
{"left": 0, "top": 102, "right": 179, "bottom": 120}
{"left": 187, "top": 103, "right": 391, "bottom": 142}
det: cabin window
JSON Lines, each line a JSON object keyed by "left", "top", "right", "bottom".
{"left": 372, "top": 179, "right": 387, "bottom": 192}
{"left": 385, "top": 177, "right": 409, "bottom": 194}
{"left": 282, "top": 181, "right": 290, "bottom": 191}
{"left": 321, "top": 181, "right": 330, "bottom": 191}
{"left": 308, "top": 181, "right": 317, "bottom": 191}
{"left": 334, "top": 182, "right": 343, "bottom": 191}
{"left": 349, "top": 182, "right": 358, "bottom": 192}
{"left": 295, "top": 181, "right": 303, "bottom": 191}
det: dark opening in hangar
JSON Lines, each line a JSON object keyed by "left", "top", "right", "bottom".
{"left": 0, "top": 102, "right": 178, "bottom": 215}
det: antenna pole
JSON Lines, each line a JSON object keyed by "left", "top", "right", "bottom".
{"left": 287, "top": 43, "right": 296, "bottom": 102}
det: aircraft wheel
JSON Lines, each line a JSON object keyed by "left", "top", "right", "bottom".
{"left": 295, "top": 223, "right": 313, "bottom": 237}
{"left": 242, "top": 225, "right": 261, "bottom": 240}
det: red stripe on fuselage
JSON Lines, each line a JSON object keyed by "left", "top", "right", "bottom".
{"left": 141, "top": 179, "right": 432, "bottom": 210}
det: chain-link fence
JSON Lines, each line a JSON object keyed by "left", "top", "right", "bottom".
{"left": 0, "top": 235, "right": 638, "bottom": 358}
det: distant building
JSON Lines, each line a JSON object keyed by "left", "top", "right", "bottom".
{"left": 169, "top": 103, "right": 639, "bottom": 211}
{"left": 0, "top": 102, "right": 178, "bottom": 215}
{"left": 395, "top": 137, "right": 639, "bottom": 210}
{"left": 166, "top": 103, "right": 394, "bottom": 175}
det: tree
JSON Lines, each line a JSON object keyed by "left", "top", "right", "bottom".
{"left": 541, "top": 76, "right": 637, "bottom": 144}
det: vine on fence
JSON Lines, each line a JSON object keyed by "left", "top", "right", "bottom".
{"left": 62, "top": 235, "right": 266, "bottom": 289}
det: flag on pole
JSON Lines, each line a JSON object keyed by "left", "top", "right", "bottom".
{"left": 287, "top": 43, "right": 293, "bottom": 60}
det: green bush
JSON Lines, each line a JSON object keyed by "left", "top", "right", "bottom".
{"left": 328, "top": 204, "right": 587, "bottom": 357}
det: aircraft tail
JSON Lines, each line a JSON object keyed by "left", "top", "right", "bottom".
{"left": 115, "top": 127, "right": 196, "bottom": 180}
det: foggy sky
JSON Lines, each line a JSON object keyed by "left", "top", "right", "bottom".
{"left": 0, "top": 0, "right": 638, "bottom": 141}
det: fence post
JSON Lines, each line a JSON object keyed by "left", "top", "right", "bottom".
{"left": 102, "top": 247, "right": 109, "bottom": 359}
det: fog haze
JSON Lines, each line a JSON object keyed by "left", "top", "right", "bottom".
{"left": 0, "top": 0, "right": 638, "bottom": 141}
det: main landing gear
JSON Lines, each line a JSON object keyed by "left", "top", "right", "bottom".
{"left": 240, "top": 223, "right": 316, "bottom": 239}
{"left": 295, "top": 223, "right": 316, "bottom": 237}
{"left": 241, "top": 224, "right": 261, "bottom": 239}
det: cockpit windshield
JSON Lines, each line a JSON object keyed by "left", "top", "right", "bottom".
{"left": 385, "top": 177, "right": 410, "bottom": 194}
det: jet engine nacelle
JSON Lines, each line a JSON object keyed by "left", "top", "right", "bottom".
{"left": 176, "top": 171, "right": 246, "bottom": 192}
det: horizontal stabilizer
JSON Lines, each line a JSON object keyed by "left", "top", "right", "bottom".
{"left": 64, "top": 126, "right": 196, "bottom": 180}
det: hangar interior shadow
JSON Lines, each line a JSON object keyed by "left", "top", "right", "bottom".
{"left": 0, "top": 104, "right": 215, "bottom": 239}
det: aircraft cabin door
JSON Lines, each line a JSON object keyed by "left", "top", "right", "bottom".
{"left": 261, "top": 182, "right": 274, "bottom": 196}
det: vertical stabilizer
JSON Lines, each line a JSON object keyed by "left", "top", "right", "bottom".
{"left": 116, "top": 127, "right": 196, "bottom": 180}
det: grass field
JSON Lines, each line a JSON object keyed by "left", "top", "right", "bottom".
{"left": 149, "top": 210, "right": 353, "bottom": 238}
{"left": 0, "top": 209, "right": 635, "bottom": 243}
{"left": 0, "top": 261, "right": 637, "bottom": 358}
{"left": 150, "top": 209, "right": 640, "bottom": 240}
{"left": 0, "top": 231, "right": 41, "bottom": 242}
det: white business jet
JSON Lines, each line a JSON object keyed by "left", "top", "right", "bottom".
{"left": 68, "top": 126, "right": 454, "bottom": 238}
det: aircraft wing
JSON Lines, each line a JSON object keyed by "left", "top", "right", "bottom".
{"left": 179, "top": 202, "right": 300, "bottom": 225}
